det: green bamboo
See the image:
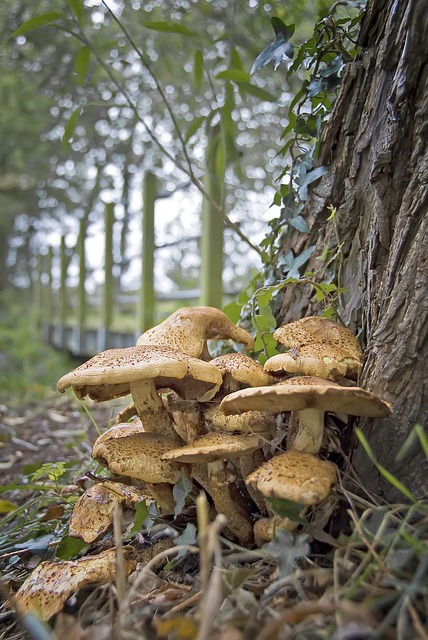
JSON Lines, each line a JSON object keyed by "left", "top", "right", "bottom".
{"left": 138, "top": 172, "right": 157, "bottom": 332}
{"left": 45, "top": 246, "right": 54, "bottom": 325}
{"left": 200, "top": 126, "right": 225, "bottom": 308}
{"left": 102, "top": 202, "right": 115, "bottom": 332}
{"left": 59, "top": 235, "right": 67, "bottom": 329}
{"left": 33, "top": 254, "right": 43, "bottom": 327}
{"left": 77, "top": 217, "right": 87, "bottom": 329}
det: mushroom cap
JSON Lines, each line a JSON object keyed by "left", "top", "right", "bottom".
{"left": 267, "top": 316, "right": 363, "bottom": 380}
{"left": 161, "top": 432, "right": 264, "bottom": 463}
{"left": 204, "top": 403, "right": 277, "bottom": 435}
{"left": 246, "top": 450, "right": 337, "bottom": 505}
{"left": 209, "top": 353, "right": 273, "bottom": 389}
{"left": 92, "top": 429, "right": 185, "bottom": 483}
{"left": 220, "top": 379, "right": 392, "bottom": 418}
{"left": 57, "top": 345, "right": 222, "bottom": 402}
{"left": 136, "top": 306, "right": 254, "bottom": 358}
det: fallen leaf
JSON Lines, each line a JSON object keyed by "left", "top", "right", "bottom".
{"left": 13, "top": 547, "right": 137, "bottom": 621}
{"left": 154, "top": 615, "right": 198, "bottom": 639}
{"left": 69, "top": 482, "right": 150, "bottom": 543}
{"left": 0, "top": 499, "right": 18, "bottom": 513}
{"left": 144, "top": 582, "right": 192, "bottom": 607}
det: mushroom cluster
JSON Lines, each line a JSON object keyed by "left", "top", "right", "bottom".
{"left": 58, "top": 310, "right": 392, "bottom": 547}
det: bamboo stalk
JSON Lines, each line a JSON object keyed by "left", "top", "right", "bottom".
{"left": 138, "top": 172, "right": 157, "bottom": 332}
{"left": 200, "top": 126, "right": 224, "bottom": 309}
{"left": 101, "top": 202, "right": 115, "bottom": 350}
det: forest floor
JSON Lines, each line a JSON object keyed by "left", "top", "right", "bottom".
{"left": 0, "top": 393, "right": 426, "bottom": 640}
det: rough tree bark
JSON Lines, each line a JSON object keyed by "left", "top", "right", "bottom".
{"left": 275, "top": 0, "right": 427, "bottom": 499}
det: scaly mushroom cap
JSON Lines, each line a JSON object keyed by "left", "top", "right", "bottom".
{"left": 246, "top": 450, "right": 337, "bottom": 505}
{"left": 57, "top": 344, "right": 222, "bottom": 402}
{"left": 209, "top": 353, "right": 273, "bottom": 393}
{"left": 265, "top": 316, "right": 363, "bottom": 380}
{"left": 92, "top": 429, "right": 185, "bottom": 483}
{"left": 136, "top": 306, "right": 254, "bottom": 359}
{"left": 161, "top": 432, "right": 265, "bottom": 463}
{"left": 204, "top": 404, "right": 277, "bottom": 435}
{"left": 219, "top": 380, "right": 392, "bottom": 418}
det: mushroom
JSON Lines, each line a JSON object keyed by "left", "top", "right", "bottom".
{"left": 162, "top": 432, "right": 266, "bottom": 545}
{"left": 264, "top": 316, "right": 363, "bottom": 381}
{"left": 92, "top": 425, "right": 187, "bottom": 512}
{"left": 136, "top": 306, "right": 254, "bottom": 360}
{"left": 246, "top": 449, "right": 337, "bottom": 506}
{"left": 253, "top": 516, "right": 299, "bottom": 546}
{"left": 219, "top": 377, "right": 392, "bottom": 454}
{"left": 209, "top": 352, "right": 273, "bottom": 396}
{"left": 57, "top": 345, "right": 222, "bottom": 441}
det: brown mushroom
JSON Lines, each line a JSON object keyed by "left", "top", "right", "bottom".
{"left": 246, "top": 449, "right": 337, "bottom": 506}
{"left": 136, "top": 306, "right": 254, "bottom": 360}
{"left": 220, "top": 377, "right": 392, "bottom": 454}
{"left": 57, "top": 345, "right": 222, "bottom": 441}
{"left": 92, "top": 425, "right": 187, "bottom": 511}
{"left": 162, "top": 432, "right": 265, "bottom": 545}
{"left": 264, "top": 316, "right": 363, "bottom": 381}
{"left": 209, "top": 352, "right": 273, "bottom": 396}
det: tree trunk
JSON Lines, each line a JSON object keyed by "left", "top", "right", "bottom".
{"left": 275, "top": 0, "right": 428, "bottom": 499}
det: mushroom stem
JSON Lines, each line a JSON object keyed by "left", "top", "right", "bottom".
{"left": 207, "top": 460, "right": 254, "bottom": 546}
{"left": 129, "top": 379, "right": 180, "bottom": 441}
{"left": 288, "top": 408, "right": 325, "bottom": 454}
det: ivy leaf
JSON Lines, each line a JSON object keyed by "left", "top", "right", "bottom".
{"left": 251, "top": 35, "right": 294, "bottom": 74}
{"left": 74, "top": 46, "right": 90, "bottom": 86}
{"left": 264, "top": 530, "right": 310, "bottom": 577}
{"left": 290, "top": 215, "right": 309, "bottom": 233}
{"left": 298, "top": 165, "right": 329, "bottom": 200}
{"left": 13, "top": 12, "right": 64, "bottom": 36}
{"left": 271, "top": 18, "right": 295, "bottom": 40}
{"left": 143, "top": 21, "right": 198, "bottom": 37}
{"left": 173, "top": 474, "right": 193, "bottom": 518}
{"left": 223, "top": 301, "right": 242, "bottom": 323}
{"left": 266, "top": 497, "right": 306, "bottom": 523}
{"left": 130, "top": 501, "right": 150, "bottom": 533}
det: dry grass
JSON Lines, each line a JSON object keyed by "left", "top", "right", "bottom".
{"left": 0, "top": 398, "right": 427, "bottom": 640}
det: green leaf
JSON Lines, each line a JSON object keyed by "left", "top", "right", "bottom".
{"left": 184, "top": 116, "right": 206, "bottom": 143}
{"left": 143, "top": 21, "right": 198, "bottom": 37}
{"left": 216, "top": 69, "right": 251, "bottom": 83}
{"left": 130, "top": 500, "right": 150, "bottom": 533}
{"left": 56, "top": 534, "right": 86, "bottom": 560}
{"left": 173, "top": 474, "right": 193, "bottom": 518}
{"left": 66, "top": 0, "right": 83, "bottom": 23}
{"left": 251, "top": 35, "right": 294, "bottom": 74}
{"left": 0, "top": 499, "right": 18, "bottom": 514}
{"left": 222, "top": 301, "right": 242, "bottom": 323}
{"left": 271, "top": 17, "right": 295, "bottom": 40}
{"left": 290, "top": 215, "right": 309, "bottom": 233}
{"left": 236, "top": 82, "right": 277, "bottom": 102}
{"left": 266, "top": 498, "right": 306, "bottom": 523}
{"left": 74, "top": 46, "right": 90, "bottom": 86}
{"left": 63, "top": 107, "right": 83, "bottom": 144}
{"left": 231, "top": 48, "right": 244, "bottom": 70}
{"left": 194, "top": 49, "right": 204, "bottom": 90}
{"left": 13, "top": 12, "right": 65, "bottom": 36}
